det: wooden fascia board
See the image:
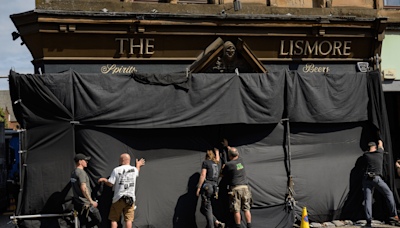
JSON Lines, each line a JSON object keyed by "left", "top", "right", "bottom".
{"left": 35, "top": 14, "right": 376, "bottom": 29}
{"left": 189, "top": 37, "right": 224, "bottom": 73}
{"left": 236, "top": 38, "right": 267, "bottom": 73}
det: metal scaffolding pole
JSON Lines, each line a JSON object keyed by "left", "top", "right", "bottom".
{"left": 10, "top": 212, "right": 73, "bottom": 219}
{"left": 10, "top": 211, "right": 78, "bottom": 228}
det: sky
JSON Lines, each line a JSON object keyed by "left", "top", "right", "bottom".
{"left": 0, "top": 0, "right": 35, "bottom": 90}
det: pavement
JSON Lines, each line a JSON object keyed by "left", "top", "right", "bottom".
{"left": 340, "top": 225, "right": 398, "bottom": 228}
{"left": 0, "top": 212, "right": 399, "bottom": 228}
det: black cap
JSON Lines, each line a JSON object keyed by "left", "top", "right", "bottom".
{"left": 74, "top": 153, "right": 91, "bottom": 162}
{"left": 368, "top": 142, "right": 376, "bottom": 147}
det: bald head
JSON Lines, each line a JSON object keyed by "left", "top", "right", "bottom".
{"left": 228, "top": 147, "right": 238, "bottom": 158}
{"left": 120, "top": 153, "right": 131, "bottom": 165}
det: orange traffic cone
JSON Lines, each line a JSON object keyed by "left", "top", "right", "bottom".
{"left": 300, "top": 207, "right": 310, "bottom": 228}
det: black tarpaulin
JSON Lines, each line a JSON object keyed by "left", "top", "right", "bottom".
{"left": 133, "top": 72, "right": 190, "bottom": 90}
{"left": 286, "top": 71, "right": 368, "bottom": 122}
{"left": 7, "top": 69, "right": 396, "bottom": 228}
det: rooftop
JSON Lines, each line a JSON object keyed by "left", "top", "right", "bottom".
{"left": 0, "top": 90, "right": 17, "bottom": 122}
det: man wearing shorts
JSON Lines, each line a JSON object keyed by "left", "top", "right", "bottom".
{"left": 98, "top": 153, "right": 145, "bottom": 228}
{"left": 222, "top": 141, "right": 252, "bottom": 228}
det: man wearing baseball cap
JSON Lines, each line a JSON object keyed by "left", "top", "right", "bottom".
{"left": 362, "top": 140, "right": 399, "bottom": 227}
{"left": 71, "top": 153, "right": 101, "bottom": 228}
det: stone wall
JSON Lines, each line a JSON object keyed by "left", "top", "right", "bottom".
{"left": 32, "top": 0, "right": 400, "bottom": 26}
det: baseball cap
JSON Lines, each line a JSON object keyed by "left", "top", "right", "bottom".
{"left": 368, "top": 142, "right": 376, "bottom": 147}
{"left": 74, "top": 153, "right": 91, "bottom": 162}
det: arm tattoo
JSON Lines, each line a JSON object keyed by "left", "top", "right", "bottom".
{"left": 81, "top": 183, "right": 93, "bottom": 203}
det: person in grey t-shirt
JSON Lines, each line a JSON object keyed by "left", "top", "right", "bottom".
{"left": 70, "top": 153, "right": 102, "bottom": 228}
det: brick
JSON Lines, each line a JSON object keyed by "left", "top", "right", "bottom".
{"left": 276, "top": 0, "right": 313, "bottom": 7}
{"left": 322, "top": 222, "right": 335, "bottom": 227}
{"left": 332, "top": 220, "right": 345, "bottom": 227}
{"left": 331, "top": 0, "right": 374, "bottom": 8}
{"left": 310, "top": 222, "right": 322, "bottom": 227}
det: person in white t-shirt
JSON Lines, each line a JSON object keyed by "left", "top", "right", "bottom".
{"left": 98, "top": 153, "right": 145, "bottom": 228}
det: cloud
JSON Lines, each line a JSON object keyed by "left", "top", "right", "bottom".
{"left": 0, "top": 80, "right": 10, "bottom": 91}
{"left": 0, "top": 0, "right": 35, "bottom": 85}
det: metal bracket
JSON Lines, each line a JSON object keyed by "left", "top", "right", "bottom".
{"left": 375, "top": 53, "right": 380, "bottom": 72}
{"left": 70, "top": 121, "right": 80, "bottom": 124}
{"left": 136, "top": 14, "right": 145, "bottom": 20}
{"left": 357, "top": 62, "right": 369, "bottom": 73}
{"left": 318, "top": 16, "right": 330, "bottom": 24}
{"left": 18, "top": 150, "right": 27, "bottom": 154}
{"left": 280, "top": 118, "right": 289, "bottom": 124}
{"left": 14, "top": 99, "right": 21, "bottom": 104}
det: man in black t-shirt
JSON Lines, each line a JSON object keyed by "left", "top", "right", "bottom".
{"left": 362, "top": 140, "right": 398, "bottom": 227}
{"left": 222, "top": 140, "right": 252, "bottom": 228}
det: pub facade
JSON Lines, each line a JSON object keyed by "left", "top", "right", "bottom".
{"left": 9, "top": 0, "right": 400, "bottom": 228}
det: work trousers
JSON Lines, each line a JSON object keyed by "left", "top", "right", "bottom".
{"left": 74, "top": 203, "right": 102, "bottom": 228}
{"left": 200, "top": 183, "right": 218, "bottom": 228}
{"left": 362, "top": 175, "right": 397, "bottom": 223}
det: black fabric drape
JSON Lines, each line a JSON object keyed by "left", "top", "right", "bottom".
{"left": 366, "top": 70, "right": 399, "bottom": 222}
{"left": 286, "top": 70, "right": 368, "bottom": 123}
{"left": 8, "top": 69, "right": 397, "bottom": 228}
{"left": 133, "top": 72, "right": 190, "bottom": 91}
{"left": 70, "top": 71, "right": 285, "bottom": 127}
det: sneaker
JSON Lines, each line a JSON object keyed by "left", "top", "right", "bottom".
{"left": 390, "top": 216, "right": 400, "bottom": 222}
{"left": 217, "top": 221, "right": 225, "bottom": 228}
{"left": 364, "top": 223, "right": 372, "bottom": 227}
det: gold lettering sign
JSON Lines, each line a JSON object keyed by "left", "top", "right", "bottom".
{"left": 280, "top": 40, "right": 351, "bottom": 56}
{"left": 115, "top": 38, "right": 155, "bottom": 56}
{"left": 302, "top": 63, "right": 330, "bottom": 73}
{"left": 101, "top": 64, "right": 137, "bottom": 74}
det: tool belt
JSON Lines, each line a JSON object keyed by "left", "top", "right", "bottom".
{"left": 121, "top": 195, "right": 134, "bottom": 206}
{"left": 80, "top": 204, "right": 91, "bottom": 218}
{"left": 365, "top": 172, "right": 377, "bottom": 180}
{"left": 201, "top": 180, "right": 219, "bottom": 199}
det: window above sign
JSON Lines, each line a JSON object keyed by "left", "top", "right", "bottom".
{"left": 384, "top": 0, "right": 400, "bottom": 8}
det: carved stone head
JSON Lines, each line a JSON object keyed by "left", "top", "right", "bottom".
{"left": 223, "top": 41, "right": 236, "bottom": 63}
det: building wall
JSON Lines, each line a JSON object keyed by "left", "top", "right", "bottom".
{"left": 0, "top": 91, "right": 19, "bottom": 130}
{"left": 34, "top": 0, "right": 378, "bottom": 11}
{"left": 36, "top": 0, "right": 377, "bottom": 7}
{"left": 382, "top": 31, "right": 400, "bottom": 80}
{"left": 33, "top": 0, "right": 400, "bottom": 24}
{"left": 4, "top": 108, "right": 19, "bottom": 131}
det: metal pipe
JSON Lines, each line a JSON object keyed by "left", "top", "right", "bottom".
{"left": 10, "top": 212, "right": 73, "bottom": 220}
{"left": 36, "top": 56, "right": 372, "bottom": 62}
{"left": 286, "top": 120, "right": 291, "bottom": 176}
{"left": 281, "top": 118, "right": 292, "bottom": 175}
{"left": 376, "top": 53, "right": 380, "bottom": 72}
{"left": 74, "top": 210, "right": 79, "bottom": 228}
{"left": 18, "top": 130, "right": 22, "bottom": 195}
